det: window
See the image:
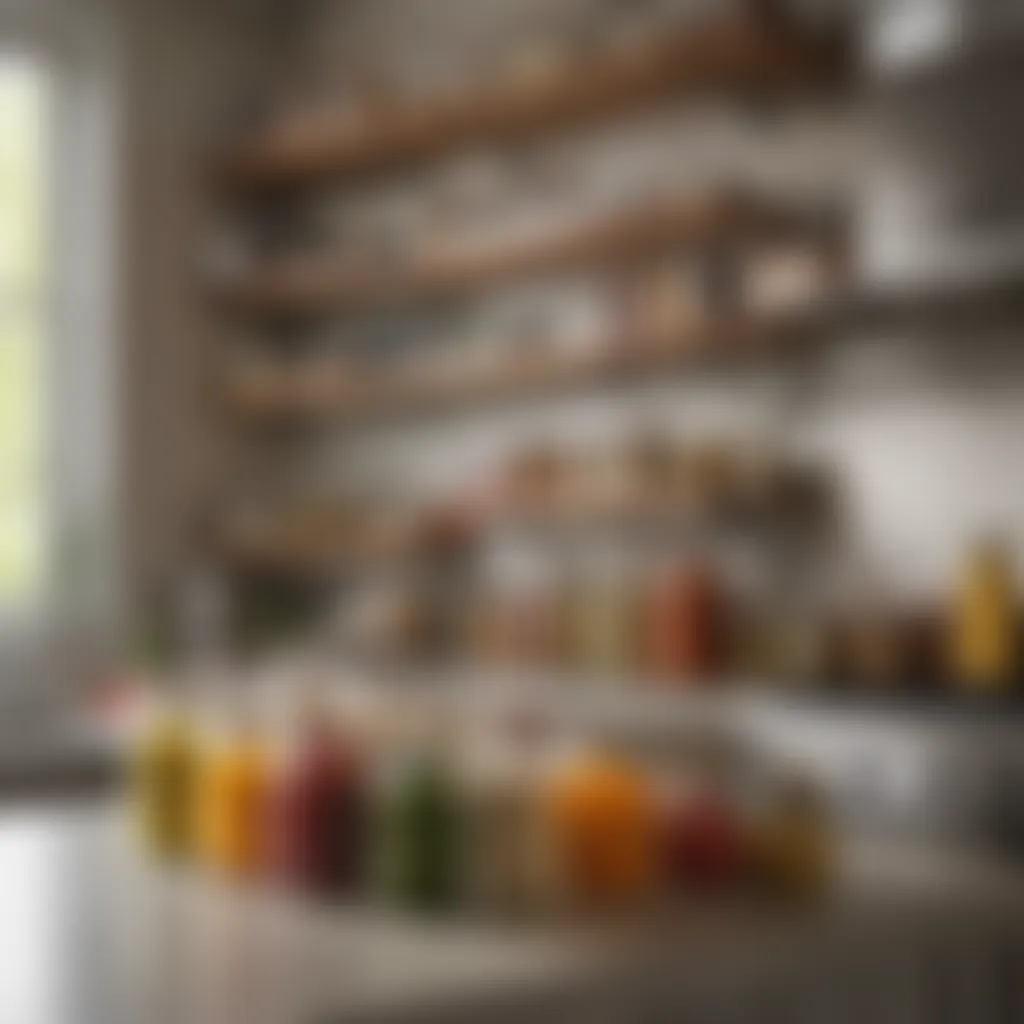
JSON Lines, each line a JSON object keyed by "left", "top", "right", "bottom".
{"left": 0, "top": 55, "right": 49, "bottom": 613}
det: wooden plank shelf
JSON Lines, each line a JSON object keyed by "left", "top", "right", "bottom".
{"left": 220, "top": 12, "right": 850, "bottom": 193}
{"left": 222, "top": 310, "right": 822, "bottom": 430}
{"left": 217, "top": 509, "right": 803, "bottom": 579}
{"left": 216, "top": 191, "right": 831, "bottom": 318}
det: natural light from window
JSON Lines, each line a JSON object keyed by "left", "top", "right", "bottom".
{"left": 0, "top": 56, "right": 48, "bottom": 611}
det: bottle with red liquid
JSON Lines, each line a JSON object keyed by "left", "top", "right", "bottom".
{"left": 645, "top": 559, "right": 731, "bottom": 683}
{"left": 659, "top": 777, "right": 747, "bottom": 895}
{"left": 272, "top": 706, "right": 366, "bottom": 899}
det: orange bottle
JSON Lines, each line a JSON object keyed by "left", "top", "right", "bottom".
{"left": 548, "top": 751, "right": 655, "bottom": 908}
{"left": 196, "top": 722, "right": 271, "bottom": 879}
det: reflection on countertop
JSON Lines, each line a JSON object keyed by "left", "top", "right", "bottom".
{"left": 0, "top": 801, "right": 1021, "bottom": 1024}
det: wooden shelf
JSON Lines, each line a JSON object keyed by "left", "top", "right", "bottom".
{"left": 826, "top": 269, "right": 1024, "bottom": 333}
{"left": 217, "top": 191, "right": 829, "bottom": 317}
{"left": 221, "top": 12, "right": 849, "bottom": 192}
{"left": 216, "top": 499, "right": 795, "bottom": 579}
{"left": 223, "top": 310, "right": 822, "bottom": 429}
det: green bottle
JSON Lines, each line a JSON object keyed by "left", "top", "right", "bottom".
{"left": 375, "top": 750, "right": 463, "bottom": 912}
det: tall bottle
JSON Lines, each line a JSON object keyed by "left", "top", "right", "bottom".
{"left": 547, "top": 746, "right": 655, "bottom": 909}
{"left": 753, "top": 771, "right": 834, "bottom": 903}
{"left": 645, "top": 560, "right": 731, "bottom": 683}
{"left": 273, "top": 708, "right": 367, "bottom": 898}
{"left": 462, "top": 712, "right": 564, "bottom": 918}
{"left": 133, "top": 699, "right": 202, "bottom": 862}
{"left": 374, "top": 725, "right": 464, "bottom": 913}
{"left": 571, "top": 561, "right": 638, "bottom": 681}
{"left": 195, "top": 716, "right": 271, "bottom": 879}
{"left": 951, "top": 540, "right": 1019, "bottom": 691}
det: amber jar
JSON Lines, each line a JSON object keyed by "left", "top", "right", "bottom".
{"left": 644, "top": 561, "right": 731, "bottom": 683}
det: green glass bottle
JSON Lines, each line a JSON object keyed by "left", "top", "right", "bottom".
{"left": 376, "top": 750, "right": 463, "bottom": 913}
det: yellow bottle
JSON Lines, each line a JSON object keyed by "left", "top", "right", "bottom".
{"left": 133, "top": 707, "right": 201, "bottom": 861}
{"left": 952, "top": 541, "right": 1018, "bottom": 691}
{"left": 754, "top": 774, "right": 834, "bottom": 903}
{"left": 195, "top": 724, "right": 271, "bottom": 879}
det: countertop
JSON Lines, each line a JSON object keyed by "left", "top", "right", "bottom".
{"left": 0, "top": 802, "right": 1022, "bottom": 1024}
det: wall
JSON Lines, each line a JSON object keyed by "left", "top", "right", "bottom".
{"left": 248, "top": 0, "right": 1024, "bottom": 852}
{"left": 270, "top": 0, "right": 1024, "bottom": 599}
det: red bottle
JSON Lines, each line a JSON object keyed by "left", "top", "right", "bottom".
{"left": 273, "top": 717, "right": 366, "bottom": 898}
{"left": 646, "top": 562, "right": 730, "bottom": 682}
{"left": 661, "top": 786, "right": 746, "bottom": 893}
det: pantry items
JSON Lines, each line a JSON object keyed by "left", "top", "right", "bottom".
{"left": 212, "top": 439, "right": 1021, "bottom": 699}
{"left": 753, "top": 770, "right": 835, "bottom": 902}
{"left": 743, "top": 244, "right": 835, "bottom": 318}
{"left": 644, "top": 560, "right": 732, "bottom": 684}
{"left": 375, "top": 739, "right": 465, "bottom": 912}
{"left": 132, "top": 693, "right": 838, "bottom": 922}
{"left": 336, "top": 580, "right": 445, "bottom": 667}
{"left": 660, "top": 778, "right": 748, "bottom": 893}
{"left": 547, "top": 748, "right": 656, "bottom": 908}
{"left": 844, "top": 605, "right": 944, "bottom": 690}
{"left": 133, "top": 702, "right": 202, "bottom": 861}
{"left": 950, "top": 539, "right": 1019, "bottom": 692}
{"left": 195, "top": 715, "right": 271, "bottom": 878}
{"left": 570, "top": 560, "right": 640, "bottom": 681}
{"left": 461, "top": 720, "right": 562, "bottom": 916}
{"left": 272, "top": 707, "right": 366, "bottom": 896}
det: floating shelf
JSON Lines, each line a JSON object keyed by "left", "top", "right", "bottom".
{"left": 827, "top": 269, "right": 1024, "bottom": 333}
{"left": 216, "top": 191, "right": 830, "bottom": 318}
{"left": 221, "top": 13, "right": 850, "bottom": 193}
{"left": 223, "top": 309, "right": 822, "bottom": 429}
{"left": 215, "top": 470, "right": 828, "bottom": 581}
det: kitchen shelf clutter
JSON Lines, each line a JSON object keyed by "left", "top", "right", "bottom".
{"left": 216, "top": 431, "right": 835, "bottom": 576}
{"left": 219, "top": 7, "right": 849, "bottom": 193}
{"left": 207, "top": 0, "right": 937, "bottom": 703}
{"left": 215, "top": 189, "right": 840, "bottom": 318}
{"left": 222, "top": 310, "right": 825, "bottom": 429}
{"left": 215, "top": 186, "right": 843, "bottom": 427}
{"left": 215, "top": 421, "right": 1024, "bottom": 703}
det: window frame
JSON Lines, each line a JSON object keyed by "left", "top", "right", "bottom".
{"left": 0, "top": 46, "right": 55, "bottom": 624}
{"left": 0, "top": 7, "right": 121, "bottom": 685}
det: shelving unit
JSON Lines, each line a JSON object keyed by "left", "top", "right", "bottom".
{"left": 829, "top": 268, "right": 1024, "bottom": 333}
{"left": 218, "top": 495, "right": 817, "bottom": 579}
{"left": 217, "top": 191, "right": 836, "bottom": 318}
{"left": 222, "top": 310, "right": 824, "bottom": 428}
{"left": 221, "top": 11, "right": 849, "bottom": 193}
{"left": 210, "top": 4, "right": 862, "bottom": 675}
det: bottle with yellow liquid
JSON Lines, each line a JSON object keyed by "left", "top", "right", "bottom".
{"left": 753, "top": 771, "right": 834, "bottom": 903}
{"left": 133, "top": 702, "right": 201, "bottom": 862}
{"left": 951, "top": 540, "right": 1019, "bottom": 691}
{"left": 194, "top": 715, "right": 272, "bottom": 880}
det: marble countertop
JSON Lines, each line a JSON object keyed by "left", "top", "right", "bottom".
{"left": 0, "top": 802, "right": 1021, "bottom": 1024}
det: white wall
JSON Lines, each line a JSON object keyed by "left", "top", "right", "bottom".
{"left": 253, "top": 0, "right": 1024, "bottom": 849}
{"left": 265, "top": 0, "right": 1024, "bottom": 602}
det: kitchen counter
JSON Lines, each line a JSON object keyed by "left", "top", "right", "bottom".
{"left": 0, "top": 802, "right": 1021, "bottom": 1024}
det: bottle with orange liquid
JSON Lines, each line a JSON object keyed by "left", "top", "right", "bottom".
{"left": 194, "top": 704, "right": 273, "bottom": 881}
{"left": 546, "top": 741, "right": 655, "bottom": 911}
